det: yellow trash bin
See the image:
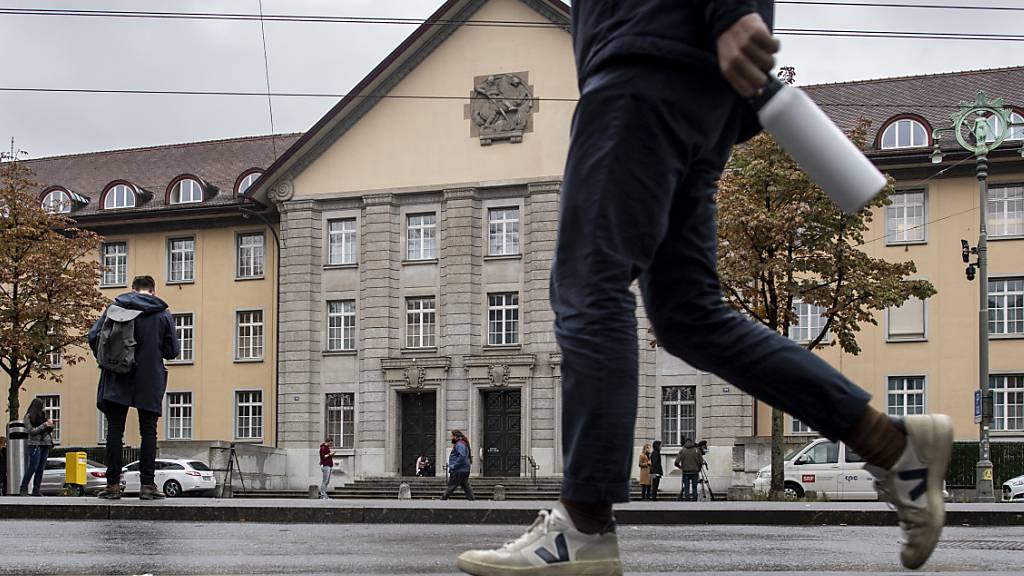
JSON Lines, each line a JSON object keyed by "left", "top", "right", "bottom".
{"left": 65, "top": 452, "right": 88, "bottom": 488}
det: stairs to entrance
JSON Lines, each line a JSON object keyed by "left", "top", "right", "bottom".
{"left": 237, "top": 476, "right": 646, "bottom": 500}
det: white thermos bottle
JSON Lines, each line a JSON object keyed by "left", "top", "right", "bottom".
{"left": 752, "top": 77, "right": 887, "bottom": 215}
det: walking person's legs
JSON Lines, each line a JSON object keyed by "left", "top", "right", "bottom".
{"left": 459, "top": 472, "right": 475, "bottom": 501}
{"left": 651, "top": 476, "right": 660, "bottom": 501}
{"left": 441, "top": 472, "right": 459, "bottom": 500}
{"left": 98, "top": 401, "right": 128, "bottom": 499}
{"left": 20, "top": 446, "right": 45, "bottom": 495}
{"left": 137, "top": 409, "right": 163, "bottom": 500}
{"left": 320, "top": 466, "right": 331, "bottom": 499}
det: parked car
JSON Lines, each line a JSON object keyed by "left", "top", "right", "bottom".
{"left": 753, "top": 438, "right": 877, "bottom": 501}
{"left": 40, "top": 457, "right": 108, "bottom": 496}
{"left": 1003, "top": 473, "right": 1024, "bottom": 501}
{"left": 119, "top": 458, "right": 217, "bottom": 497}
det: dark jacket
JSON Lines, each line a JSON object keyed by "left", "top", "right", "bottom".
{"left": 650, "top": 447, "right": 664, "bottom": 476}
{"left": 675, "top": 440, "right": 705, "bottom": 474}
{"left": 25, "top": 415, "right": 54, "bottom": 447}
{"left": 572, "top": 0, "right": 775, "bottom": 143}
{"left": 448, "top": 440, "right": 471, "bottom": 474}
{"left": 88, "top": 292, "right": 179, "bottom": 415}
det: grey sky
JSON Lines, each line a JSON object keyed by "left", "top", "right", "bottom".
{"left": 2, "top": 0, "right": 1022, "bottom": 160}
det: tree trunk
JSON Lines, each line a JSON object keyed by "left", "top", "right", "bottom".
{"left": 8, "top": 370, "right": 19, "bottom": 423}
{"left": 769, "top": 407, "right": 785, "bottom": 500}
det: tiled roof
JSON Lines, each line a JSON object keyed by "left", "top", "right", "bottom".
{"left": 20, "top": 133, "right": 302, "bottom": 218}
{"left": 806, "top": 66, "right": 1024, "bottom": 152}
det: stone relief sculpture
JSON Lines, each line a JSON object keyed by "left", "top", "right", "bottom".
{"left": 469, "top": 73, "right": 534, "bottom": 145}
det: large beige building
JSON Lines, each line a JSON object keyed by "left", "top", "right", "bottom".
{"left": 4, "top": 134, "right": 298, "bottom": 450}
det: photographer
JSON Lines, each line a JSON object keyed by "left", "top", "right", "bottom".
{"left": 674, "top": 438, "right": 704, "bottom": 502}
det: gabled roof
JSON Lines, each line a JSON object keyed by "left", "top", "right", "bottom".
{"left": 250, "top": 0, "right": 571, "bottom": 204}
{"left": 805, "top": 66, "right": 1024, "bottom": 152}
{"left": 21, "top": 133, "right": 301, "bottom": 219}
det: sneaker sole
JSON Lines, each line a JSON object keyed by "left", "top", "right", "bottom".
{"left": 902, "top": 414, "right": 953, "bottom": 570}
{"left": 457, "top": 557, "right": 622, "bottom": 576}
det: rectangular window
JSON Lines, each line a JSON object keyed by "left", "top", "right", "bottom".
{"left": 992, "top": 374, "right": 1024, "bottom": 432}
{"left": 661, "top": 386, "right": 696, "bottom": 446}
{"left": 887, "top": 376, "right": 926, "bottom": 417}
{"left": 989, "top": 278, "right": 1024, "bottom": 336}
{"left": 325, "top": 393, "right": 355, "bottom": 448}
{"left": 328, "top": 218, "right": 357, "bottom": 265}
{"left": 45, "top": 325, "right": 62, "bottom": 368}
{"left": 885, "top": 190, "right": 926, "bottom": 244}
{"left": 791, "top": 418, "right": 814, "bottom": 434}
{"left": 789, "top": 300, "right": 829, "bottom": 343}
{"left": 406, "top": 297, "right": 436, "bottom": 348}
{"left": 989, "top": 185, "right": 1024, "bottom": 238}
{"left": 235, "top": 390, "right": 263, "bottom": 440}
{"left": 887, "top": 297, "right": 926, "bottom": 341}
{"left": 236, "top": 310, "right": 264, "bottom": 360}
{"left": 39, "top": 395, "right": 60, "bottom": 444}
{"left": 173, "top": 313, "right": 194, "bottom": 362}
{"left": 487, "top": 292, "right": 519, "bottom": 346}
{"left": 236, "top": 232, "right": 265, "bottom": 279}
{"left": 101, "top": 242, "right": 128, "bottom": 287}
{"left": 166, "top": 392, "right": 193, "bottom": 440}
{"left": 406, "top": 213, "right": 437, "bottom": 260}
{"left": 488, "top": 207, "right": 521, "bottom": 256}
{"left": 326, "top": 300, "right": 356, "bottom": 351}
{"left": 167, "top": 237, "right": 195, "bottom": 283}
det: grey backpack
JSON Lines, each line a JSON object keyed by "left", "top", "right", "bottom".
{"left": 96, "top": 304, "right": 143, "bottom": 374}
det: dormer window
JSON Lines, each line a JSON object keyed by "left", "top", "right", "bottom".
{"left": 170, "top": 178, "right": 204, "bottom": 205}
{"left": 880, "top": 118, "right": 929, "bottom": 150}
{"left": 103, "top": 184, "right": 137, "bottom": 210}
{"left": 986, "top": 111, "right": 1024, "bottom": 143}
{"left": 236, "top": 170, "right": 263, "bottom": 196}
{"left": 41, "top": 189, "right": 71, "bottom": 214}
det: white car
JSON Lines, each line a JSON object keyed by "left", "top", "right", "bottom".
{"left": 119, "top": 458, "right": 217, "bottom": 497}
{"left": 1003, "top": 473, "right": 1024, "bottom": 502}
{"left": 753, "top": 438, "right": 877, "bottom": 500}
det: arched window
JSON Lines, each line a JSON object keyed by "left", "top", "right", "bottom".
{"left": 986, "top": 111, "right": 1024, "bottom": 143}
{"left": 41, "top": 189, "right": 71, "bottom": 214}
{"left": 880, "top": 118, "right": 929, "bottom": 150}
{"left": 104, "top": 184, "right": 137, "bottom": 210}
{"left": 169, "top": 178, "right": 204, "bottom": 205}
{"left": 236, "top": 171, "right": 263, "bottom": 196}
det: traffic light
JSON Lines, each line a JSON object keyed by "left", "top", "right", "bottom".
{"left": 966, "top": 265, "right": 976, "bottom": 281}
{"left": 961, "top": 239, "right": 971, "bottom": 263}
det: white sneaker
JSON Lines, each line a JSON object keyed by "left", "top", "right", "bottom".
{"left": 456, "top": 503, "right": 622, "bottom": 576}
{"left": 865, "top": 414, "right": 953, "bottom": 570}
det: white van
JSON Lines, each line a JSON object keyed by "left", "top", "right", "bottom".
{"left": 752, "top": 438, "right": 877, "bottom": 500}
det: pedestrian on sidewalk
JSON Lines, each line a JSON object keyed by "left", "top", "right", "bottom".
{"left": 19, "top": 398, "right": 55, "bottom": 496}
{"left": 457, "top": 2, "right": 952, "bottom": 574}
{"left": 441, "top": 429, "right": 474, "bottom": 501}
{"left": 89, "top": 275, "right": 179, "bottom": 501}
{"left": 649, "top": 441, "right": 664, "bottom": 501}
{"left": 319, "top": 438, "right": 336, "bottom": 499}
{"left": 675, "top": 439, "right": 703, "bottom": 502}
{"left": 638, "top": 443, "right": 652, "bottom": 501}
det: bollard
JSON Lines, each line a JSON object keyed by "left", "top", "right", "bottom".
{"left": 5, "top": 422, "right": 28, "bottom": 495}
{"left": 493, "top": 484, "right": 506, "bottom": 501}
{"left": 308, "top": 485, "right": 319, "bottom": 499}
{"left": 398, "top": 483, "right": 412, "bottom": 500}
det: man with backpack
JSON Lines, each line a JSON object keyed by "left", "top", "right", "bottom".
{"left": 88, "top": 275, "right": 179, "bottom": 500}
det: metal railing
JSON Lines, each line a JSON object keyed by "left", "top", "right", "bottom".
{"left": 522, "top": 455, "right": 540, "bottom": 483}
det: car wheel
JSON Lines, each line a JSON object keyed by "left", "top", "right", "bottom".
{"left": 784, "top": 482, "right": 804, "bottom": 500}
{"left": 163, "top": 480, "right": 182, "bottom": 498}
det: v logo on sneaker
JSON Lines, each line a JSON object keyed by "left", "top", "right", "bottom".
{"left": 534, "top": 533, "right": 570, "bottom": 564}
{"left": 898, "top": 468, "right": 928, "bottom": 501}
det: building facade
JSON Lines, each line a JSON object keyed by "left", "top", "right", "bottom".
{"left": 3, "top": 134, "right": 298, "bottom": 450}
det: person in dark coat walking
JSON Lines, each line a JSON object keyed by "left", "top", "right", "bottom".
{"left": 441, "top": 429, "right": 474, "bottom": 501}
{"left": 649, "top": 441, "right": 664, "bottom": 501}
{"left": 675, "top": 439, "right": 704, "bottom": 502}
{"left": 88, "top": 275, "right": 179, "bottom": 500}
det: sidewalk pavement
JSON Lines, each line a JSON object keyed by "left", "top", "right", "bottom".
{"left": 1, "top": 497, "right": 1021, "bottom": 526}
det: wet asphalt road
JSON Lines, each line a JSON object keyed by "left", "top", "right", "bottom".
{"left": 1, "top": 521, "right": 1022, "bottom": 575}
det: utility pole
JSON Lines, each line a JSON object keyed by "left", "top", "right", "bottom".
{"left": 932, "top": 92, "right": 1024, "bottom": 502}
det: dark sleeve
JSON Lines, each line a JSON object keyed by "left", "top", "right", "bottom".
{"left": 87, "top": 310, "right": 107, "bottom": 355}
{"left": 160, "top": 311, "right": 180, "bottom": 360}
{"left": 705, "top": 0, "right": 760, "bottom": 40}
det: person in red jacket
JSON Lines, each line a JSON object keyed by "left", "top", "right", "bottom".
{"left": 318, "top": 438, "right": 335, "bottom": 500}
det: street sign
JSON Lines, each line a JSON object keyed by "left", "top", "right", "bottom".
{"left": 975, "top": 390, "right": 982, "bottom": 424}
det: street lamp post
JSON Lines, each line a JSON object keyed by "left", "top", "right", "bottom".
{"left": 931, "top": 92, "right": 1024, "bottom": 502}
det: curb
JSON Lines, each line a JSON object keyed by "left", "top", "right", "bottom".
{"left": 2, "top": 502, "right": 1023, "bottom": 526}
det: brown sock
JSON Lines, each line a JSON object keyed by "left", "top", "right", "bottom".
{"left": 842, "top": 405, "right": 907, "bottom": 470}
{"left": 560, "top": 499, "right": 613, "bottom": 534}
